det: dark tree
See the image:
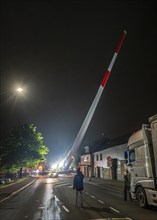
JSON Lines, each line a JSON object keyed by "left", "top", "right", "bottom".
{"left": 0, "top": 124, "right": 49, "bottom": 177}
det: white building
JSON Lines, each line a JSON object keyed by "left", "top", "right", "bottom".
{"left": 80, "top": 146, "right": 94, "bottom": 177}
{"left": 93, "top": 143, "right": 127, "bottom": 180}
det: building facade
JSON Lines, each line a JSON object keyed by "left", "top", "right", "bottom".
{"left": 93, "top": 144, "right": 127, "bottom": 180}
{"left": 80, "top": 146, "right": 94, "bottom": 177}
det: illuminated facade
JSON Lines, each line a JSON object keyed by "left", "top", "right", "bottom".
{"left": 93, "top": 144, "right": 127, "bottom": 180}
{"left": 79, "top": 134, "right": 130, "bottom": 180}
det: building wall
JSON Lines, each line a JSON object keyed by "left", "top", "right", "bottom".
{"left": 80, "top": 154, "right": 94, "bottom": 177}
{"left": 93, "top": 144, "right": 127, "bottom": 180}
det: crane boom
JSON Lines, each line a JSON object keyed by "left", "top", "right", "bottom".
{"left": 65, "top": 31, "right": 127, "bottom": 169}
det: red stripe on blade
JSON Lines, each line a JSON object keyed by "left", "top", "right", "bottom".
{"left": 101, "top": 70, "right": 110, "bottom": 87}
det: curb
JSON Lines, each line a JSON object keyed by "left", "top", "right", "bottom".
{"left": 0, "top": 178, "right": 37, "bottom": 203}
{"left": 84, "top": 178, "right": 124, "bottom": 193}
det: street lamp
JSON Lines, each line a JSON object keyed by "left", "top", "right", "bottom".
{"left": 0, "top": 87, "right": 23, "bottom": 96}
{"left": 16, "top": 87, "right": 23, "bottom": 93}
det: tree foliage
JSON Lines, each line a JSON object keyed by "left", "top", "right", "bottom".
{"left": 0, "top": 124, "right": 49, "bottom": 172}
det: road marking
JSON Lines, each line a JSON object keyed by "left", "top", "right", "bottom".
{"left": 109, "top": 207, "right": 120, "bottom": 213}
{"left": 85, "top": 192, "right": 89, "bottom": 195}
{"left": 98, "top": 200, "right": 104, "bottom": 204}
{"left": 0, "top": 179, "right": 37, "bottom": 203}
{"left": 62, "top": 205, "right": 69, "bottom": 212}
{"left": 53, "top": 182, "right": 70, "bottom": 188}
{"left": 55, "top": 195, "right": 59, "bottom": 202}
{"left": 90, "top": 195, "right": 95, "bottom": 198}
{"left": 90, "top": 218, "right": 132, "bottom": 220}
{"left": 38, "top": 206, "right": 45, "bottom": 209}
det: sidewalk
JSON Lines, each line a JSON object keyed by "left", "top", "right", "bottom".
{"left": 84, "top": 177, "right": 124, "bottom": 193}
{"left": 0, "top": 176, "right": 38, "bottom": 203}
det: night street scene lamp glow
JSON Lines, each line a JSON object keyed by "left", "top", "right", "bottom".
{"left": 16, "top": 88, "right": 23, "bottom": 93}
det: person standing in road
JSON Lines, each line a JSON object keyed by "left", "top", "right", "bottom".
{"left": 73, "top": 167, "right": 84, "bottom": 207}
{"left": 123, "top": 170, "right": 130, "bottom": 201}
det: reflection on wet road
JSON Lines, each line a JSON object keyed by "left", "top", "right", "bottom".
{"left": 32, "top": 177, "right": 63, "bottom": 220}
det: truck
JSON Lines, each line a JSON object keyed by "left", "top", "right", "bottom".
{"left": 125, "top": 114, "right": 157, "bottom": 208}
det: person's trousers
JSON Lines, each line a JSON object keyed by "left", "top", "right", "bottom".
{"left": 76, "top": 190, "right": 83, "bottom": 206}
{"left": 124, "top": 185, "right": 130, "bottom": 201}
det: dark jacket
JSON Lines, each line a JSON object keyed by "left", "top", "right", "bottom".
{"left": 73, "top": 171, "right": 84, "bottom": 191}
{"left": 123, "top": 171, "right": 130, "bottom": 190}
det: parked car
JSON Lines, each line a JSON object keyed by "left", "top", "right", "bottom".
{"left": 0, "top": 178, "right": 12, "bottom": 184}
{"left": 49, "top": 172, "right": 58, "bottom": 178}
{"left": 0, "top": 178, "right": 5, "bottom": 184}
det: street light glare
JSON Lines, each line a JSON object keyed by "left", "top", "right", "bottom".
{"left": 16, "top": 88, "right": 23, "bottom": 93}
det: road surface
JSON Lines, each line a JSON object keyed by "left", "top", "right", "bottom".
{"left": 0, "top": 175, "right": 156, "bottom": 220}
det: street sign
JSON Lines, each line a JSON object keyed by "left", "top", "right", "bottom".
{"left": 107, "top": 156, "right": 112, "bottom": 167}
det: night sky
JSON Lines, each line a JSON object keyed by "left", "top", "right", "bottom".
{"left": 1, "top": 0, "right": 157, "bottom": 164}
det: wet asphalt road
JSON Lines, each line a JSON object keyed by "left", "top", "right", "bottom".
{"left": 0, "top": 176, "right": 157, "bottom": 220}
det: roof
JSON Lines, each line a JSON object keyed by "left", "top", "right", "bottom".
{"left": 79, "top": 133, "right": 131, "bottom": 155}
{"left": 90, "top": 137, "right": 110, "bottom": 153}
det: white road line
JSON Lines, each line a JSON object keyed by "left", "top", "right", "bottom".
{"left": 85, "top": 192, "right": 89, "bottom": 195}
{"left": 53, "top": 182, "right": 70, "bottom": 188}
{"left": 98, "top": 200, "right": 104, "bottom": 204}
{"left": 109, "top": 206, "right": 120, "bottom": 213}
{"left": 38, "top": 206, "right": 45, "bottom": 210}
{"left": 90, "top": 218, "right": 132, "bottom": 220}
{"left": 54, "top": 195, "right": 59, "bottom": 202}
{"left": 90, "top": 195, "right": 95, "bottom": 199}
{"left": 0, "top": 179, "right": 37, "bottom": 203}
{"left": 62, "top": 205, "right": 69, "bottom": 212}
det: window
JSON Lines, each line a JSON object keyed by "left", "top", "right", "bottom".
{"left": 96, "top": 154, "right": 99, "bottom": 161}
{"left": 100, "top": 153, "right": 102, "bottom": 161}
{"left": 129, "top": 149, "right": 135, "bottom": 162}
{"left": 136, "top": 146, "right": 142, "bottom": 160}
{"left": 84, "top": 156, "right": 89, "bottom": 162}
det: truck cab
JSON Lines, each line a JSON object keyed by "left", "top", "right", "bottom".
{"left": 125, "top": 114, "right": 157, "bottom": 208}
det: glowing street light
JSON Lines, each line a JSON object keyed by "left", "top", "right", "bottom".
{"left": 16, "top": 87, "right": 23, "bottom": 93}
{"left": 0, "top": 87, "right": 24, "bottom": 96}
